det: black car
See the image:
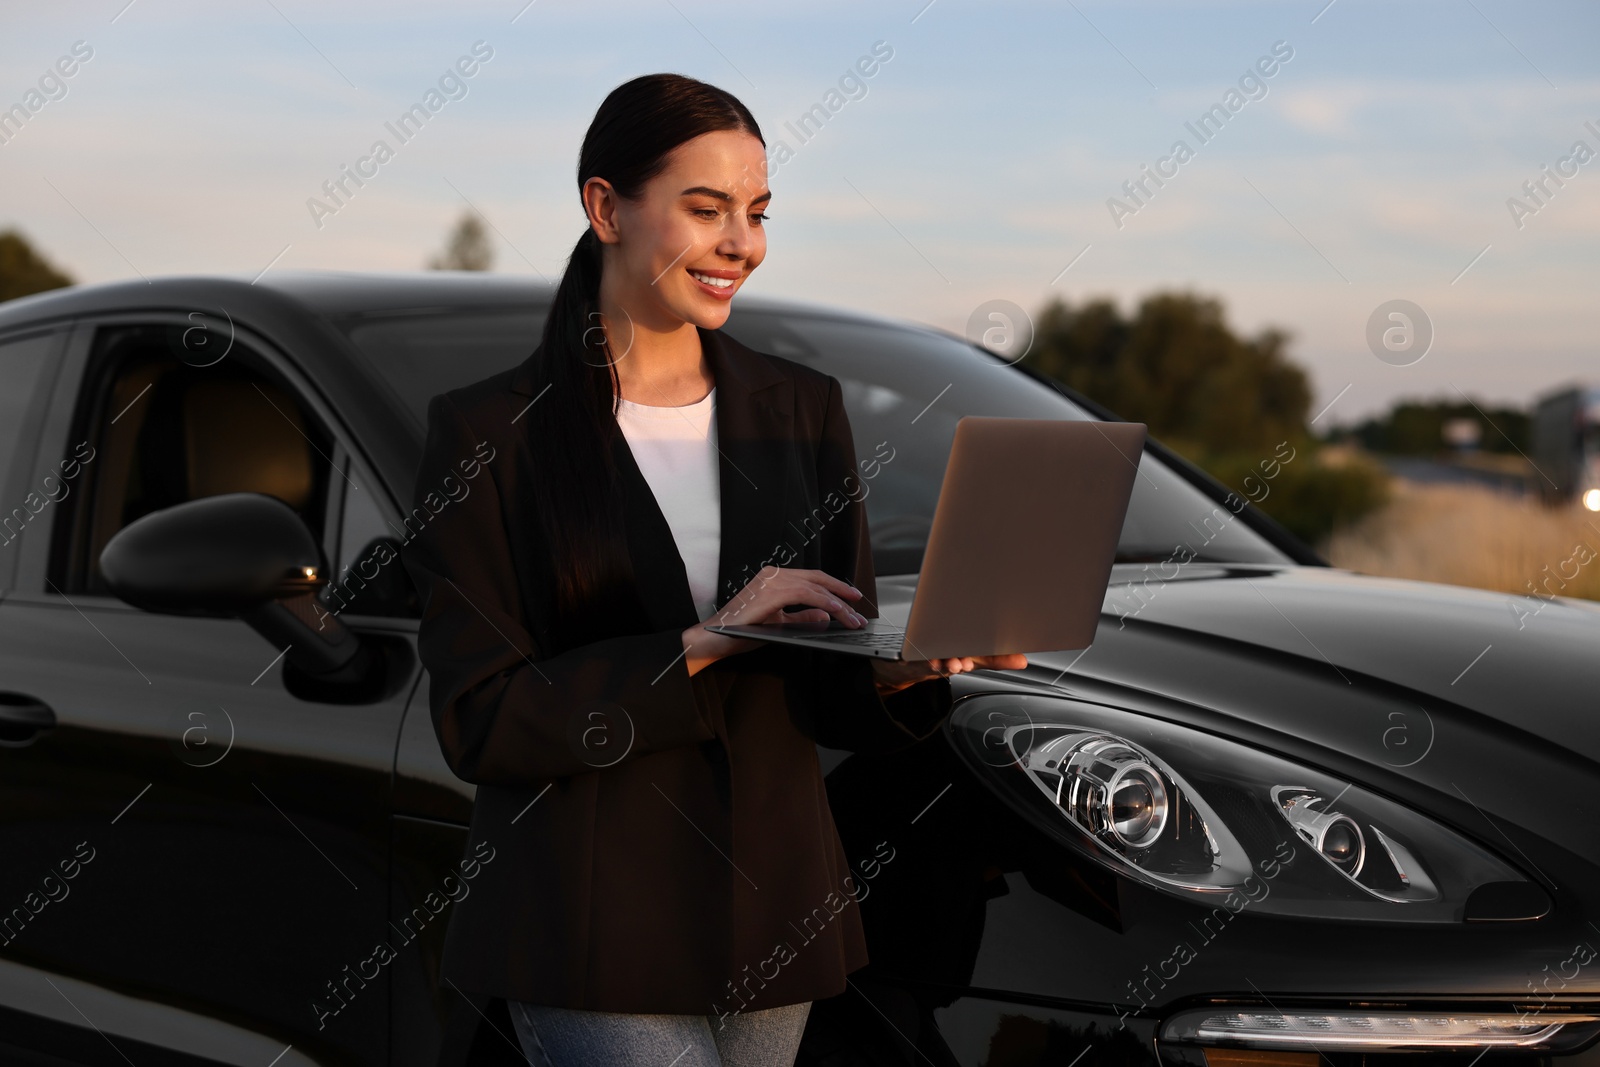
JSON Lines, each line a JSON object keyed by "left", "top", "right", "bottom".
{"left": 0, "top": 271, "right": 1596, "bottom": 1067}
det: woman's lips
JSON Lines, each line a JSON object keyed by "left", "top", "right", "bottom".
{"left": 687, "top": 268, "right": 739, "bottom": 300}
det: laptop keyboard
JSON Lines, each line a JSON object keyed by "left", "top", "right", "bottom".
{"left": 809, "top": 629, "right": 907, "bottom": 649}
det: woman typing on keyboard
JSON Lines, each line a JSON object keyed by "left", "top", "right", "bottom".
{"left": 401, "top": 72, "right": 1024, "bottom": 1067}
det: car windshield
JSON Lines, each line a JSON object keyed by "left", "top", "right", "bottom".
{"left": 337, "top": 303, "right": 1292, "bottom": 574}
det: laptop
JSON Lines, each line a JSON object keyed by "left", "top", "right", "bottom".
{"left": 705, "top": 416, "right": 1147, "bottom": 661}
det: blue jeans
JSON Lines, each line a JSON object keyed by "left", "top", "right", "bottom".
{"left": 508, "top": 999, "right": 812, "bottom": 1067}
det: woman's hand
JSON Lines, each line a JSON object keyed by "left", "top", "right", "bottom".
{"left": 870, "top": 653, "right": 1029, "bottom": 695}
{"left": 682, "top": 567, "right": 868, "bottom": 676}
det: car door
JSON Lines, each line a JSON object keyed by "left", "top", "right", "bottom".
{"left": 0, "top": 314, "right": 418, "bottom": 1067}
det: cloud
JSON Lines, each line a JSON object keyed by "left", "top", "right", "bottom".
{"left": 1276, "top": 88, "right": 1364, "bottom": 136}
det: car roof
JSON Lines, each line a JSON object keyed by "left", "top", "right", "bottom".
{"left": 0, "top": 269, "right": 1326, "bottom": 567}
{"left": 0, "top": 269, "right": 938, "bottom": 337}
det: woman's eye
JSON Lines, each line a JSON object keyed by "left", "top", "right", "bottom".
{"left": 691, "top": 208, "right": 769, "bottom": 223}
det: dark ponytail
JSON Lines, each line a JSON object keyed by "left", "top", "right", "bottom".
{"left": 527, "top": 73, "right": 763, "bottom": 641}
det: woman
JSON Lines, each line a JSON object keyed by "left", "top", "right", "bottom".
{"left": 400, "top": 72, "right": 1026, "bottom": 1067}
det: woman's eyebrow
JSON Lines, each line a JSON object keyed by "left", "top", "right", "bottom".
{"left": 680, "top": 185, "right": 772, "bottom": 205}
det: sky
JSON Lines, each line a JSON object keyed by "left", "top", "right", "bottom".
{"left": 2, "top": 0, "right": 1596, "bottom": 426}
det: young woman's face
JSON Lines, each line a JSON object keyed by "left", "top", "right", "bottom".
{"left": 589, "top": 128, "right": 770, "bottom": 331}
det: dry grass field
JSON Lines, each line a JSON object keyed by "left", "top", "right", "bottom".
{"left": 1322, "top": 476, "right": 1600, "bottom": 603}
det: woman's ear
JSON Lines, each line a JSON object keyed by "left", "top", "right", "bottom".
{"left": 582, "top": 176, "right": 623, "bottom": 244}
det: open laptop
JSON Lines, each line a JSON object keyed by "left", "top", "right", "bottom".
{"left": 705, "top": 416, "right": 1147, "bottom": 661}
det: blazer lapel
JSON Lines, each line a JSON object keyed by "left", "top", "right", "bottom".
{"left": 702, "top": 326, "right": 793, "bottom": 615}
{"left": 611, "top": 426, "right": 701, "bottom": 630}
{"left": 506, "top": 324, "right": 793, "bottom": 635}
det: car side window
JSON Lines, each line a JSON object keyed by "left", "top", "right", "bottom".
{"left": 320, "top": 459, "right": 419, "bottom": 619}
{"left": 0, "top": 331, "right": 56, "bottom": 474}
{"left": 52, "top": 324, "right": 334, "bottom": 598}
{"left": 0, "top": 332, "right": 59, "bottom": 566}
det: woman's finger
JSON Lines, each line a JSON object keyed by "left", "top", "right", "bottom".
{"left": 971, "top": 653, "right": 1028, "bottom": 670}
{"left": 732, "top": 569, "right": 866, "bottom": 628}
{"left": 794, "top": 580, "right": 867, "bottom": 626}
{"left": 794, "top": 569, "right": 864, "bottom": 602}
{"left": 778, "top": 606, "right": 832, "bottom": 625}
{"left": 756, "top": 582, "right": 863, "bottom": 627}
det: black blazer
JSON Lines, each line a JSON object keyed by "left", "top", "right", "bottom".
{"left": 399, "top": 323, "right": 952, "bottom": 1015}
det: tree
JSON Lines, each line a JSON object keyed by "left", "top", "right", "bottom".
{"left": 1023, "top": 291, "right": 1311, "bottom": 459}
{"left": 0, "top": 228, "right": 74, "bottom": 302}
{"left": 427, "top": 212, "right": 493, "bottom": 272}
{"left": 1341, "top": 398, "right": 1529, "bottom": 455}
{"left": 1021, "top": 290, "right": 1386, "bottom": 548}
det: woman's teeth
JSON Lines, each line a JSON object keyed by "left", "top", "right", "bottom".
{"left": 690, "top": 271, "right": 734, "bottom": 289}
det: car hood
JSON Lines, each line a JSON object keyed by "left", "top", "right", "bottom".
{"left": 877, "top": 564, "right": 1600, "bottom": 862}
{"left": 1085, "top": 563, "right": 1600, "bottom": 757}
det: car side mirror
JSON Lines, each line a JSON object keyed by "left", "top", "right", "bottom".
{"left": 99, "top": 492, "right": 366, "bottom": 678}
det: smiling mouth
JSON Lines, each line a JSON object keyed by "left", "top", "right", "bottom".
{"left": 687, "top": 269, "right": 738, "bottom": 290}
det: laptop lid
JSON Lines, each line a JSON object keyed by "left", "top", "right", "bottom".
{"left": 898, "top": 417, "right": 1147, "bottom": 659}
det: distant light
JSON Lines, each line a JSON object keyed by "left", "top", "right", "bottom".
{"left": 1584, "top": 489, "right": 1600, "bottom": 512}
{"left": 1441, "top": 417, "right": 1481, "bottom": 448}
{"left": 302, "top": 566, "right": 318, "bottom": 579}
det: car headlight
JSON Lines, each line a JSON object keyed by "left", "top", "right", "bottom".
{"left": 950, "top": 694, "right": 1542, "bottom": 922}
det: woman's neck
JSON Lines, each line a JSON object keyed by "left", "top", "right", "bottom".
{"left": 603, "top": 313, "right": 715, "bottom": 407}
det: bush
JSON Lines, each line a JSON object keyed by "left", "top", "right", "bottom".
{"left": 1194, "top": 444, "right": 1391, "bottom": 548}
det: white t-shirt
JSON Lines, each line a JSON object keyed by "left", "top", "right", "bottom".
{"left": 614, "top": 387, "right": 722, "bottom": 621}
